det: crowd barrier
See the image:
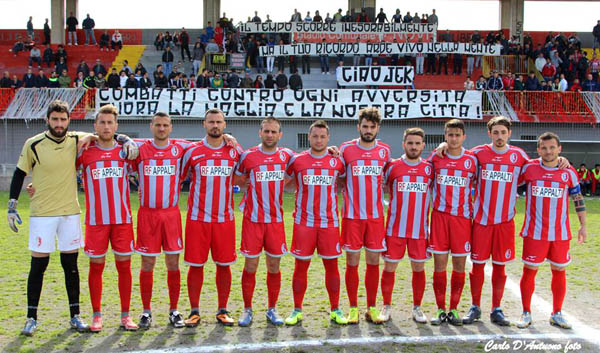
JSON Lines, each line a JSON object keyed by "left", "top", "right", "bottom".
{"left": 483, "top": 55, "right": 531, "bottom": 77}
{"left": 0, "top": 89, "right": 16, "bottom": 116}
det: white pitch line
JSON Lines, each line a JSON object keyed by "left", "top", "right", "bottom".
{"left": 127, "top": 333, "right": 593, "bottom": 353}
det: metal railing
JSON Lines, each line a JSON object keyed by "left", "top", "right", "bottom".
{"left": 483, "top": 55, "right": 531, "bottom": 77}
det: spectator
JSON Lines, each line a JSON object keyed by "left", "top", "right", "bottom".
{"left": 342, "top": 10, "right": 353, "bottom": 22}
{"left": 205, "top": 22, "right": 214, "bottom": 39}
{"left": 92, "top": 59, "right": 106, "bottom": 77}
{"left": 95, "top": 72, "right": 106, "bottom": 89}
{"left": 487, "top": 71, "right": 503, "bottom": 90}
{"left": 11, "top": 75, "right": 22, "bottom": 88}
{"left": 199, "top": 29, "right": 210, "bottom": 45}
{"left": 540, "top": 80, "right": 552, "bottom": 91}
{"left": 578, "top": 164, "right": 591, "bottom": 196}
{"left": 74, "top": 71, "right": 85, "bottom": 87}
{"left": 590, "top": 53, "right": 600, "bottom": 81}
{"left": 111, "top": 30, "right": 123, "bottom": 50}
{"left": 240, "top": 72, "right": 253, "bottom": 88}
{"left": 559, "top": 73, "right": 568, "bottom": 91}
{"left": 289, "top": 70, "right": 303, "bottom": 90}
{"left": 428, "top": 9, "right": 438, "bottom": 24}
{"left": 275, "top": 70, "right": 288, "bottom": 89}
{"left": 76, "top": 60, "right": 90, "bottom": 77}
{"left": 475, "top": 75, "right": 487, "bottom": 90}
{"left": 452, "top": 53, "right": 463, "bottom": 75}
{"left": 333, "top": 9, "right": 343, "bottom": 22}
{"left": 58, "top": 69, "right": 71, "bottom": 88}
{"left": 153, "top": 64, "right": 164, "bottom": 82}
{"left": 525, "top": 72, "right": 541, "bottom": 90}
{"left": 304, "top": 11, "right": 312, "bottom": 22}
{"left": 154, "top": 71, "right": 168, "bottom": 88}
{"left": 140, "top": 72, "right": 152, "bottom": 88}
{"left": 168, "top": 66, "right": 180, "bottom": 80}
{"left": 594, "top": 20, "right": 600, "bottom": 52}
{"left": 0, "top": 71, "right": 11, "bottom": 88}
{"left": 205, "top": 38, "right": 219, "bottom": 53}
{"left": 119, "top": 70, "right": 128, "bottom": 88}
{"left": 83, "top": 71, "right": 96, "bottom": 88}
{"left": 181, "top": 74, "right": 192, "bottom": 88}
{"left": 34, "top": 69, "right": 49, "bottom": 88}
{"left": 11, "top": 39, "right": 24, "bottom": 56}
{"left": 125, "top": 73, "right": 138, "bottom": 88}
{"left": 162, "top": 47, "right": 174, "bottom": 77}
{"left": 252, "top": 11, "right": 261, "bottom": 23}
{"left": 582, "top": 74, "right": 598, "bottom": 91}
{"left": 356, "top": 8, "right": 370, "bottom": 22}
{"left": 438, "top": 53, "right": 448, "bottom": 75}
{"left": 551, "top": 77, "right": 561, "bottom": 91}
{"left": 99, "top": 30, "right": 110, "bottom": 51}
{"left": 28, "top": 45, "right": 42, "bottom": 68}
{"left": 66, "top": 12, "right": 78, "bottom": 45}
{"left": 196, "top": 69, "right": 210, "bottom": 88}
{"left": 376, "top": 8, "right": 388, "bottom": 23}
{"left": 42, "top": 45, "right": 54, "bottom": 68}
{"left": 313, "top": 10, "right": 323, "bottom": 23}
{"left": 254, "top": 75, "right": 264, "bottom": 88}
{"left": 43, "top": 18, "right": 50, "bottom": 45}
{"left": 180, "top": 27, "right": 191, "bottom": 61}
{"left": 106, "top": 68, "right": 120, "bottom": 88}
{"left": 227, "top": 70, "right": 240, "bottom": 88}
{"left": 265, "top": 14, "right": 272, "bottom": 23}
{"left": 513, "top": 75, "right": 524, "bottom": 90}
{"left": 22, "top": 68, "right": 35, "bottom": 87}
{"left": 289, "top": 52, "right": 298, "bottom": 75}
{"left": 403, "top": 12, "right": 413, "bottom": 23}
{"left": 502, "top": 72, "right": 515, "bottom": 90}
{"left": 464, "top": 76, "right": 474, "bottom": 89}
{"left": 412, "top": 13, "right": 421, "bottom": 24}
{"left": 26, "top": 16, "right": 34, "bottom": 40}
{"left": 191, "top": 43, "right": 204, "bottom": 76}
{"left": 264, "top": 73, "right": 275, "bottom": 88}
{"left": 276, "top": 39, "right": 286, "bottom": 72}
{"left": 392, "top": 9, "right": 402, "bottom": 23}
{"left": 320, "top": 47, "right": 329, "bottom": 75}
{"left": 154, "top": 32, "right": 164, "bottom": 50}
{"left": 163, "top": 31, "right": 174, "bottom": 49}
{"left": 134, "top": 62, "right": 147, "bottom": 76}
{"left": 134, "top": 69, "right": 143, "bottom": 82}
{"left": 82, "top": 14, "right": 96, "bottom": 45}
{"left": 210, "top": 73, "right": 224, "bottom": 88}
{"left": 541, "top": 58, "right": 556, "bottom": 81}
{"left": 290, "top": 9, "right": 302, "bottom": 22}
{"left": 422, "top": 14, "right": 429, "bottom": 23}
{"left": 214, "top": 23, "right": 224, "bottom": 49}
{"left": 592, "top": 164, "right": 600, "bottom": 196}
{"left": 534, "top": 52, "right": 546, "bottom": 72}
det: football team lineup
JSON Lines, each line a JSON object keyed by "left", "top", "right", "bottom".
{"left": 4, "top": 100, "right": 598, "bottom": 352}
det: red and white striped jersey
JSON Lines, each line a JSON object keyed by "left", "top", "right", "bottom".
{"left": 385, "top": 157, "right": 434, "bottom": 239}
{"left": 134, "top": 139, "right": 191, "bottom": 209}
{"left": 77, "top": 142, "right": 132, "bottom": 226}
{"left": 286, "top": 150, "right": 345, "bottom": 228}
{"left": 472, "top": 144, "right": 529, "bottom": 225}
{"left": 427, "top": 148, "right": 478, "bottom": 219}
{"left": 181, "top": 138, "right": 243, "bottom": 223}
{"left": 520, "top": 160, "right": 579, "bottom": 241}
{"left": 339, "top": 139, "right": 391, "bottom": 220}
{"left": 236, "top": 145, "right": 295, "bottom": 223}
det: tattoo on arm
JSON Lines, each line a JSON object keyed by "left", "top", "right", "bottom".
{"left": 571, "top": 192, "right": 586, "bottom": 213}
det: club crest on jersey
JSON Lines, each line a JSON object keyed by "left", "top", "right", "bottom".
{"left": 171, "top": 146, "right": 179, "bottom": 156}
{"left": 378, "top": 149, "right": 386, "bottom": 159}
{"left": 424, "top": 166, "right": 432, "bottom": 175}
{"left": 464, "top": 241, "right": 471, "bottom": 252}
{"left": 505, "top": 249, "right": 512, "bottom": 259}
{"left": 119, "top": 150, "right": 127, "bottom": 159}
{"left": 329, "top": 158, "right": 337, "bottom": 167}
{"left": 229, "top": 149, "right": 237, "bottom": 159}
{"left": 510, "top": 153, "right": 518, "bottom": 163}
{"left": 279, "top": 152, "right": 287, "bottom": 162}
{"left": 464, "top": 159, "right": 472, "bottom": 169}
{"left": 561, "top": 172, "right": 569, "bottom": 182}
{"left": 36, "top": 236, "right": 42, "bottom": 247}
{"left": 336, "top": 242, "right": 341, "bottom": 253}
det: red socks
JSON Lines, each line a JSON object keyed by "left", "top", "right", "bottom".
{"left": 115, "top": 260, "right": 132, "bottom": 314}
{"left": 167, "top": 269, "right": 180, "bottom": 311}
{"left": 215, "top": 265, "right": 232, "bottom": 309}
{"left": 365, "top": 263, "right": 379, "bottom": 308}
{"left": 345, "top": 264, "right": 359, "bottom": 307}
{"left": 241, "top": 269, "right": 256, "bottom": 309}
{"left": 292, "top": 259, "right": 310, "bottom": 309}
{"left": 187, "top": 266, "right": 204, "bottom": 310}
{"left": 469, "top": 263, "right": 485, "bottom": 307}
{"left": 520, "top": 267, "right": 537, "bottom": 313}
{"left": 139, "top": 270, "right": 153, "bottom": 311}
{"left": 551, "top": 269, "right": 566, "bottom": 313}
{"left": 412, "top": 270, "right": 426, "bottom": 307}
{"left": 449, "top": 271, "right": 466, "bottom": 310}
{"left": 381, "top": 270, "right": 395, "bottom": 306}
{"left": 88, "top": 262, "right": 105, "bottom": 313}
{"left": 323, "top": 258, "right": 340, "bottom": 310}
{"left": 491, "top": 264, "right": 507, "bottom": 309}
{"left": 433, "top": 271, "right": 447, "bottom": 310}
{"left": 266, "top": 271, "right": 281, "bottom": 308}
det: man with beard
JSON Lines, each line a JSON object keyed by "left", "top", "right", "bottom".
{"left": 516, "top": 132, "right": 586, "bottom": 330}
{"left": 181, "top": 109, "right": 243, "bottom": 326}
{"left": 338, "top": 107, "right": 391, "bottom": 324}
{"left": 8, "top": 100, "right": 138, "bottom": 336}
{"left": 235, "top": 117, "right": 294, "bottom": 326}
{"left": 379, "top": 128, "right": 433, "bottom": 324}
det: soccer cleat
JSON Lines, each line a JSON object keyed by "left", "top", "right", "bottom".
{"left": 138, "top": 313, "right": 152, "bottom": 330}
{"left": 266, "top": 308, "right": 284, "bottom": 326}
{"left": 549, "top": 312, "right": 572, "bottom": 329}
{"left": 462, "top": 305, "right": 482, "bottom": 325}
{"left": 330, "top": 309, "right": 348, "bottom": 325}
{"left": 238, "top": 308, "right": 253, "bottom": 327}
{"left": 169, "top": 311, "right": 185, "bottom": 328}
{"left": 70, "top": 315, "right": 90, "bottom": 332}
{"left": 285, "top": 309, "right": 303, "bottom": 326}
{"left": 447, "top": 309, "right": 463, "bottom": 326}
{"left": 347, "top": 307, "right": 359, "bottom": 324}
{"left": 216, "top": 309, "right": 234, "bottom": 326}
{"left": 184, "top": 312, "right": 201, "bottom": 327}
{"left": 490, "top": 308, "right": 510, "bottom": 326}
{"left": 120, "top": 315, "right": 139, "bottom": 331}
{"left": 90, "top": 315, "right": 103, "bottom": 333}
{"left": 21, "top": 318, "right": 37, "bottom": 336}
{"left": 380, "top": 305, "right": 392, "bottom": 322}
{"left": 516, "top": 311, "right": 532, "bottom": 329}
{"left": 430, "top": 309, "right": 447, "bottom": 326}
{"left": 412, "top": 306, "right": 428, "bottom": 324}
{"left": 365, "top": 306, "right": 384, "bottom": 324}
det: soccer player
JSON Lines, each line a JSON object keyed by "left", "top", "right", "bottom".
{"left": 516, "top": 132, "right": 586, "bottom": 329}
{"left": 7, "top": 100, "right": 138, "bottom": 336}
{"left": 379, "top": 128, "right": 433, "bottom": 323}
{"left": 77, "top": 105, "right": 137, "bottom": 331}
{"left": 235, "top": 117, "right": 294, "bottom": 326}
{"left": 427, "top": 119, "right": 477, "bottom": 326}
{"left": 133, "top": 112, "right": 191, "bottom": 329}
{"left": 181, "top": 108, "right": 243, "bottom": 326}
{"left": 339, "top": 107, "right": 391, "bottom": 324}
{"left": 284, "top": 120, "right": 348, "bottom": 326}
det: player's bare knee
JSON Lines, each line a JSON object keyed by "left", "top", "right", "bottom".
{"left": 31, "top": 251, "right": 50, "bottom": 258}
{"left": 384, "top": 261, "right": 398, "bottom": 272}
{"left": 433, "top": 254, "right": 448, "bottom": 271}
{"left": 244, "top": 257, "right": 260, "bottom": 273}
{"left": 346, "top": 251, "right": 361, "bottom": 266}
{"left": 550, "top": 264, "right": 566, "bottom": 271}
{"left": 451, "top": 256, "right": 466, "bottom": 272}
{"left": 411, "top": 261, "right": 425, "bottom": 272}
{"left": 165, "top": 254, "right": 179, "bottom": 271}
{"left": 114, "top": 254, "right": 130, "bottom": 263}
{"left": 265, "top": 256, "right": 280, "bottom": 273}
{"left": 365, "top": 250, "right": 381, "bottom": 265}
{"left": 90, "top": 256, "right": 106, "bottom": 264}
{"left": 141, "top": 256, "right": 156, "bottom": 272}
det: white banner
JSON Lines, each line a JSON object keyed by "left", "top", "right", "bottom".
{"left": 259, "top": 42, "right": 501, "bottom": 57}
{"left": 96, "top": 89, "right": 482, "bottom": 120}
{"left": 239, "top": 22, "right": 437, "bottom": 34}
{"left": 337, "top": 66, "right": 414, "bottom": 86}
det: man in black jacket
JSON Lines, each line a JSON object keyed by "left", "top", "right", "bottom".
{"left": 154, "top": 71, "right": 168, "bottom": 88}
{"left": 82, "top": 14, "right": 97, "bottom": 45}
{"left": 22, "top": 68, "right": 36, "bottom": 88}
{"left": 180, "top": 28, "right": 191, "bottom": 62}
{"left": 93, "top": 59, "right": 107, "bottom": 77}
{"left": 35, "top": 69, "right": 50, "bottom": 88}
{"left": 107, "top": 68, "right": 121, "bottom": 89}
{"left": 275, "top": 70, "right": 287, "bottom": 90}
{"left": 594, "top": 21, "right": 600, "bottom": 52}
{"left": 162, "top": 47, "right": 174, "bottom": 78}
{"left": 289, "top": 70, "right": 303, "bottom": 90}
{"left": 0, "top": 71, "right": 12, "bottom": 88}
{"left": 43, "top": 45, "right": 54, "bottom": 68}
{"left": 66, "top": 12, "right": 78, "bottom": 45}
{"left": 43, "top": 18, "right": 51, "bottom": 45}
{"left": 140, "top": 72, "right": 152, "bottom": 88}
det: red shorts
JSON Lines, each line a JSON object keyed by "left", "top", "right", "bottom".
{"left": 135, "top": 206, "right": 183, "bottom": 256}
{"left": 382, "top": 236, "right": 430, "bottom": 262}
{"left": 522, "top": 237, "right": 571, "bottom": 267}
{"left": 428, "top": 210, "right": 472, "bottom": 256}
{"left": 241, "top": 217, "right": 287, "bottom": 258}
{"left": 84, "top": 223, "right": 134, "bottom": 258}
{"left": 471, "top": 220, "right": 515, "bottom": 264}
{"left": 341, "top": 218, "right": 386, "bottom": 252}
{"left": 184, "top": 219, "right": 236, "bottom": 266}
{"left": 290, "top": 223, "right": 342, "bottom": 260}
